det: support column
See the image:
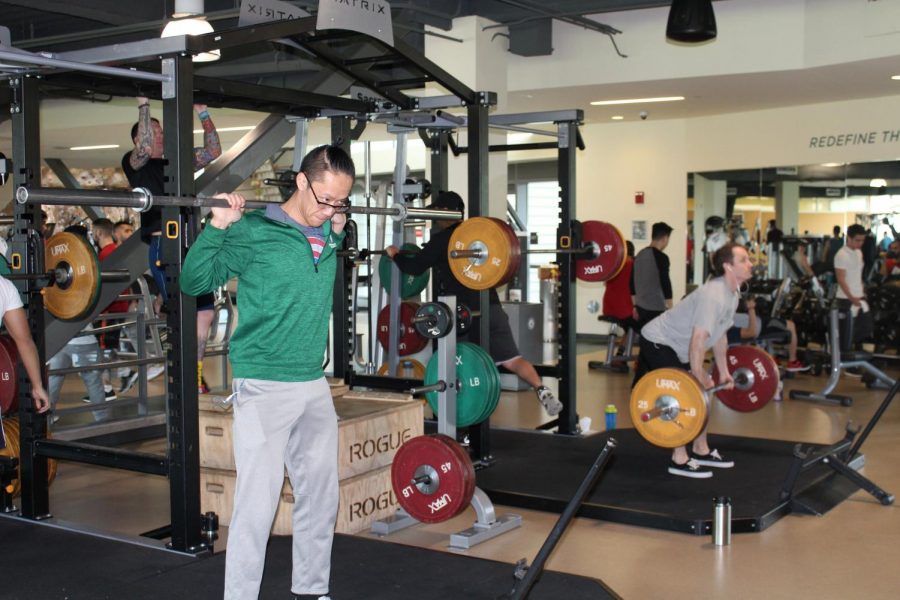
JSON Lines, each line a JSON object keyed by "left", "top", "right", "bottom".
{"left": 426, "top": 16, "right": 508, "bottom": 217}
{"left": 775, "top": 181, "right": 800, "bottom": 236}
{"left": 692, "top": 174, "right": 727, "bottom": 284}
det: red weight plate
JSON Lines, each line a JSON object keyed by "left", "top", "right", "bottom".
{"left": 576, "top": 221, "right": 627, "bottom": 282}
{"left": 712, "top": 345, "right": 780, "bottom": 412}
{"left": 435, "top": 435, "right": 476, "bottom": 518}
{"left": 377, "top": 301, "right": 428, "bottom": 356}
{"left": 491, "top": 217, "right": 522, "bottom": 288}
{"left": 391, "top": 434, "right": 475, "bottom": 524}
{"left": 0, "top": 335, "right": 19, "bottom": 416}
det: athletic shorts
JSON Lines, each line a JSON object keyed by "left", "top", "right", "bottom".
{"left": 460, "top": 303, "right": 520, "bottom": 364}
{"left": 632, "top": 336, "right": 689, "bottom": 389}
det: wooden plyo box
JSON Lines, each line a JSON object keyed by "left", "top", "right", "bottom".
{"left": 198, "top": 393, "right": 423, "bottom": 479}
{"left": 200, "top": 464, "right": 398, "bottom": 535}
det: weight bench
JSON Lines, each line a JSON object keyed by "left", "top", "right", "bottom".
{"left": 789, "top": 308, "right": 896, "bottom": 406}
{"left": 588, "top": 316, "right": 636, "bottom": 374}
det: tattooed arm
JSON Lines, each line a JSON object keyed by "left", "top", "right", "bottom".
{"left": 193, "top": 104, "right": 222, "bottom": 169}
{"left": 129, "top": 97, "right": 153, "bottom": 171}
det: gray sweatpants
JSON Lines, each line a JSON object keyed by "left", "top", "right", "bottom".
{"left": 224, "top": 377, "right": 338, "bottom": 600}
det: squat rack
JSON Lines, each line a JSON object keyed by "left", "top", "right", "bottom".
{"left": 337, "top": 108, "right": 586, "bottom": 463}
{"left": 4, "top": 16, "right": 494, "bottom": 554}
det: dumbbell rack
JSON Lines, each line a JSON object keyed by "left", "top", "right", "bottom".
{"left": 371, "top": 296, "right": 522, "bottom": 549}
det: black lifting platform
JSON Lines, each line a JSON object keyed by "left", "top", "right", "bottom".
{"left": 0, "top": 516, "right": 617, "bottom": 600}
{"left": 475, "top": 427, "right": 875, "bottom": 535}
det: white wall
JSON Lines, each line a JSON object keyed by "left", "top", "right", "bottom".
{"left": 686, "top": 94, "right": 900, "bottom": 171}
{"left": 576, "top": 118, "right": 688, "bottom": 335}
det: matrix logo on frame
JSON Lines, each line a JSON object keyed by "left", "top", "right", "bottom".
{"left": 809, "top": 130, "right": 900, "bottom": 148}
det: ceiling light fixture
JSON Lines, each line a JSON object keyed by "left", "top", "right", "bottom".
{"left": 69, "top": 144, "right": 120, "bottom": 151}
{"left": 666, "top": 0, "right": 717, "bottom": 43}
{"left": 590, "top": 96, "right": 685, "bottom": 106}
{"left": 161, "top": 0, "right": 220, "bottom": 62}
{"left": 611, "top": 116, "right": 624, "bottom": 120}
{"left": 892, "top": 75, "right": 900, "bottom": 80}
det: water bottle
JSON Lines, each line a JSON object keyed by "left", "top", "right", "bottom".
{"left": 712, "top": 496, "right": 732, "bottom": 546}
{"left": 604, "top": 404, "right": 618, "bottom": 430}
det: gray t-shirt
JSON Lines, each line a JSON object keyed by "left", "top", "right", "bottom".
{"left": 641, "top": 278, "right": 739, "bottom": 363}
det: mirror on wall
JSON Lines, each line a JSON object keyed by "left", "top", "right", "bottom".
{"left": 686, "top": 161, "right": 900, "bottom": 285}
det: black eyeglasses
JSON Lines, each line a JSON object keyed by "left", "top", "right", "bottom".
{"left": 304, "top": 173, "right": 351, "bottom": 213}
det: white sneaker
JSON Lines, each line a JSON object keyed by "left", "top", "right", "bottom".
{"left": 147, "top": 365, "right": 166, "bottom": 381}
{"left": 536, "top": 386, "right": 563, "bottom": 416}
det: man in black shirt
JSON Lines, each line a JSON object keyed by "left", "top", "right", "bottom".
{"left": 385, "top": 192, "right": 562, "bottom": 417}
{"left": 630, "top": 221, "right": 673, "bottom": 332}
{"left": 122, "top": 96, "right": 221, "bottom": 393}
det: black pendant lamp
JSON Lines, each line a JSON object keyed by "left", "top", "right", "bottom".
{"left": 666, "top": 0, "right": 717, "bottom": 43}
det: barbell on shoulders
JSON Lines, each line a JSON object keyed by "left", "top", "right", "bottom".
{"left": 15, "top": 186, "right": 463, "bottom": 223}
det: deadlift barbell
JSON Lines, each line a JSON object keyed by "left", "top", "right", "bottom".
{"left": 16, "top": 187, "right": 463, "bottom": 224}
{"left": 630, "top": 345, "right": 780, "bottom": 448}
{"left": 6, "top": 232, "right": 131, "bottom": 321}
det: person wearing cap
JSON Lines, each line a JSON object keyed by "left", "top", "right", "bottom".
{"left": 385, "top": 191, "right": 563, "bottom": 417}
{"left": 630, "top": 221, "right": 673, "bottom": 333}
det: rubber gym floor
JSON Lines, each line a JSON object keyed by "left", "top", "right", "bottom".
{"left": 9, "top": 343, "right": 900, "bottom": 599}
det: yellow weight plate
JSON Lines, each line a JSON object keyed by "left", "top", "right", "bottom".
{"left": 42, "top": 231, "right": 101, "bottom": 321}
{"left": 448, "top": 217, "right": 516, "bottom": 290}
{"left": 630, "top": 368, "right": 709, "bottom": 448}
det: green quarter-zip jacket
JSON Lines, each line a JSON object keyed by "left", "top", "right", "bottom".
{"left": 181, "top": 207, "right": 345, "bottom": 382}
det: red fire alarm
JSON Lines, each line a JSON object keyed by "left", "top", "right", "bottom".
{"left": 635, "top": 191, "right": 644, "bottom": 204}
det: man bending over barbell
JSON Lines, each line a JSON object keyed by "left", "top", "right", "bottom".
{"left": 385, "top": 191, "right": 563, "bottom": 417}
{"left": 632, "top": 243, "right": 753, "bottom": 478}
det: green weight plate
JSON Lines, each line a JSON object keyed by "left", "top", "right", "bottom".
{"left": 468, "top": 343, "right": 501, "bottom": 423}
{"left": 425, "top": 342, "right": 495, "bottom": 428}
{"left": 379, "top": 243, "right": 430, "bottom": 299}
{"left": 457, "top": 342, "right": 495, "bottom": 425}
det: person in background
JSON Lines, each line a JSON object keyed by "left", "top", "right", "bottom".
{"left": 89, "top": 218, "right": 128, "bottom": 401}
{"left": 113, "top": 220, "right": 134, "bottom": 244}
{"left": 834, "top": 224, "right": 872, "bottom": 353}
{"left": 121, "top": 97, "right": 221, "bottom": 394}
{"left": 602, "top": 240, "right": 636, "bottom": 358}
{"left": 385, "top": 191, "right": 563, "bottom": 418}
{"left": 47, "top": 226, "right": 108, "bottom": 422}
{"left": 0, "top": 275, "right": 49, "bottom": 415}
{"left": 630, "top": 222, "right": 673, "bottom": 332}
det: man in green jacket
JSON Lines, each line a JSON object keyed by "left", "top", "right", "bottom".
{"left": 182, "top": 145, "right": 354, "bottom": 600}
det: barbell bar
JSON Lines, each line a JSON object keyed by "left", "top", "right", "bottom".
{"left": 450, "top": 245, "right": 599, "bottom": 259}
{"left": 638, "top": 372, "right": 750, "bottom": 423}
{"left": 5, "top": 267, "right": 130, "bottom": 287}
{"left": 15, "top": 186, "right": 463, "bottom": 223}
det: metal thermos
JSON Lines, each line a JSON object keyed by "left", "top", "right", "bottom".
{"left": 712, "top": 496, "right": 732, "bottom": 546}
